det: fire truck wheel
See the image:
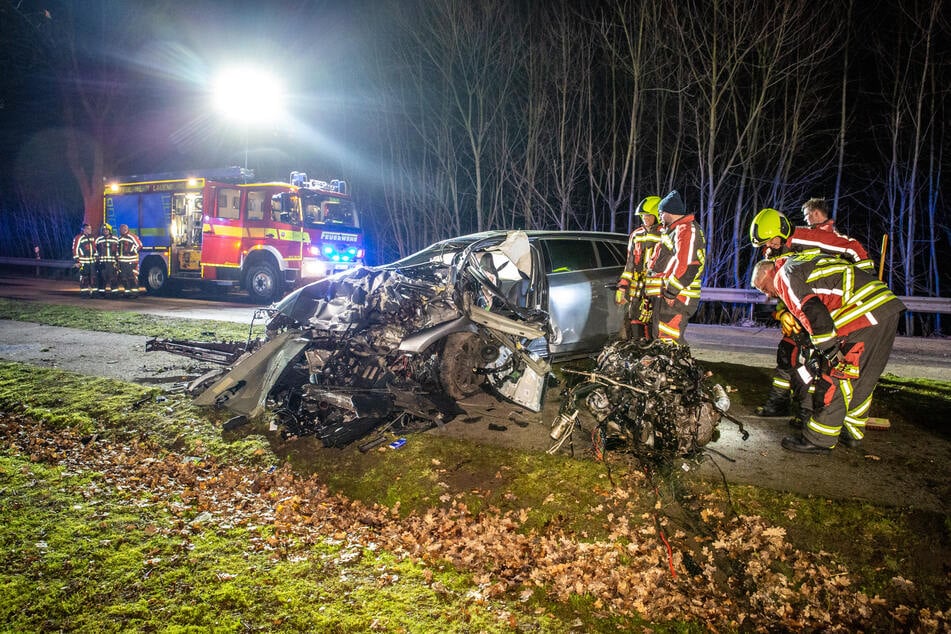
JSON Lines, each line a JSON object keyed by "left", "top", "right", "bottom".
{"left": 246, "top": 262, "right": 281, "bottom": 303}
{"left": 439, "top": 332, "right": 487, "bottom": 400}
{"left": 142, "top": 262, "right": 167, "bottom": 294}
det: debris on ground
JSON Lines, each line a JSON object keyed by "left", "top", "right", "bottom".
{"left": 549, "top": 339, "right": 734, "bottom": 462}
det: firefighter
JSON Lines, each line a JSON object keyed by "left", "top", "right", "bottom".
{"left": 71, "top": 222, "right": 97, "bottom": 297}
{"left": 749, "top": 204, "right": 874, "bottom": 426}
{"left": 794, "top": 197, "right": 874, "bottom": 271}
{"left": 751, "top": 254, "right": 905, "bottom": 453}
{"left": 750, "top": 208, "right": 810, "bottom": 423}
{"left": 117, "top": 224, "right": 143, "bottom": 297}
{"left": 615, "top": 195, "right": 662, "bottom": 340}
{"left": 95, "top": 223, "right": 120, "bottom": 296}
{"left": 646, "top": 190, "right": 705, "bottom": 343}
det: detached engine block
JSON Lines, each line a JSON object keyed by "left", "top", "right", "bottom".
{"left": 551, "top": 339, "right": 726, "bottom": 462}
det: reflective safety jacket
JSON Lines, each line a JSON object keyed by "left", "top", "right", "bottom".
{"left": 96, "top": 234, "right": 120, "bottom": 262}
{"left": 117, "top": 232, "right": 143, "bottom": 263}
{"left": 646, "top": 214, "right": 705, "bottom": 302}
{"left": 772, "top": 253, "right": 905, "bottom": 349}
{"left": 620, "top": 224, "right": 662, "bottom": 285}
{"left": 72, "top": 233, "right": 96, "bottom": 264}
{"left": 788, "top": 220, "right": 873, "bottom": 272}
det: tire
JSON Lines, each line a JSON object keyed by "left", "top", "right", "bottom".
{"left": 142, "top": 261, "right": 167, "bottom": 294}
{"left": 439, "top": 332, "right": 487, "bottom": 400}
{"left": 245, "top": 262, "right": 281, "bottom": 304}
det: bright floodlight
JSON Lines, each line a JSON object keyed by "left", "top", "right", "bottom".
{"left": 212, "top": 66, "right": 285, "bottom": 123}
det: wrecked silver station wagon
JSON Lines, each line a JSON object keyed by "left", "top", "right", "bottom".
{"left": 182, "top": 230, "right": 630, "bottom": 447}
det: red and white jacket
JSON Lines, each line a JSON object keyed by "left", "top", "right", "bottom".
{"left": 646, "top": 214, "right": 705, "bottom": 302}
{"left": 117, "top": 231, "right": 143, "bottom": 264}
{"left": 771, "top": 253, "right": 904, "bottom": 350}
{"left": 620, "top": 223, "right": 662, "bottom": 283}
{"left": 788, "top": 220, "right": 873, "bottom": 271}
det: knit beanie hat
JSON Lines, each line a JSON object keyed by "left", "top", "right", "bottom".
{"left": 658, "top": 190, "right": 685, "bottom": 215}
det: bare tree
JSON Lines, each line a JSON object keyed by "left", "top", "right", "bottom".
{"left": 874, "top": 0, "right": 945, "bottom": 333}
{"left": 660, "top": 0, "right": 839, "bottom": 286}
{"left": 588, "top": 0, "right": 663, "bottom": 234}
{"left": 44, "top": 2, "right": 158, "bottom": 228}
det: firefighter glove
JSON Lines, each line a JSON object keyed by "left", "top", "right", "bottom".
{"left": 778, "top": 310, "right": 802, "bottom": 337}
{"left": 615, "top": 279, "right": 630, "bottom": 305}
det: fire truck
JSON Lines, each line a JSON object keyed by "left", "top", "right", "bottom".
{"left": 103, "top": 167, "right": 365, "bottom": 302}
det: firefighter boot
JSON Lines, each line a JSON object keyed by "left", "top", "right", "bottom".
{"left": 789, "top": 406, "right": 811, "bottom": 429}
{"left": 838, "top": 431, "right": 862, "bottom": 449}
{"left": 754, "top": 386, "right": 790, "bottom": 417}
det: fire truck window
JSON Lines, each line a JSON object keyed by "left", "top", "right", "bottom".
{"left": 324, "top": 202, "right": 354, "bottom": 225}
{"left": 217, "top": 188, "right": 240, "bottom": 220}
{"left": 305, "top": 204, "right": 321, "bottom": 223}
{"left": 247, "top": 191, "right": 266, "bottom": 221}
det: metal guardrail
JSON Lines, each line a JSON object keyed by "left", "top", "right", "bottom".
{"left": 2, "top": 256, "right": 949, "bottom": 314}
{"left": 0, "top": 256, "right": 75, "bottom": 269}
{"left": 700, "top": 287, "right": 951, "bottom": 315}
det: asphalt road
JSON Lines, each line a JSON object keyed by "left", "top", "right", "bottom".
{"left": 2, "top": 273, "right": 948, "bottom": 381}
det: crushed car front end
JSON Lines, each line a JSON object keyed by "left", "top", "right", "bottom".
{"left": 194, "top": 231, "right": 554, "bottom": 446}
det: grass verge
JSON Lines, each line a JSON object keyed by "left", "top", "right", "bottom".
{"left": 0, "top": 360, "right": 948, "bottom": 631}
{"left": 0, "top": 297, "right": 265, "bottom": 342}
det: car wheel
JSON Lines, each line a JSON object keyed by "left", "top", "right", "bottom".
{"left": 246, "top": 262, "right": 281, "bottom": 303}
{"left": 143, "top": 261, "right": 167, "bottom": 294}
{"left": 440, "top": 332, "right": 486, "bottom": 399}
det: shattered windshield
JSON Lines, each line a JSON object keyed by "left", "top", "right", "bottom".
{"left": 385, "top": 237, "right": 481, "bottom": 269}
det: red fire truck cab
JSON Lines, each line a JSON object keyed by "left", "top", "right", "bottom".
{"left": 103, "top": 168, "right": 365, "bottom": 303}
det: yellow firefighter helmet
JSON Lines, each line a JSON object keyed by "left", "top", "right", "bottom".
{"left": 749, "top": 208, "right": 792, "bottom": 247}
{"left": 636, "top": 196, "right": 661, "bottom": 219}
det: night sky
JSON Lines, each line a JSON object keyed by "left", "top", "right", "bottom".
{"left": 1, "top": 0, "right": 948, "bottom": 283}
{"left": 1, "top": 0, "right": 376, "bottom": 203}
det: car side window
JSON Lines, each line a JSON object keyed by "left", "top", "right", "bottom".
{"left": 542, "top": 239, "right": 599, "bottom": 273}
{"left": 595, "top": 240, "right": 626, "bottom": 267}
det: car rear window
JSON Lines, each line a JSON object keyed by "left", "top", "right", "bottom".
{"left": 595, "top": 240, "right": 626, "bottom": 267}
{"left": 542, "top": 239, "right": 599, "bottom": 273}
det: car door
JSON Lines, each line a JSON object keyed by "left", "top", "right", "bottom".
{"left": 540, "top": 236, "right": 626, "bottom": 357}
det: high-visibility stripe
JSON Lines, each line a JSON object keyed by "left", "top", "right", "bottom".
{"left": 204, "top": 224, "right": 244, "bottom": 237}
{"left": 840, "top": 377, "right": 854, "bottom": 408}
{"left": 842, "top": 420, "right": 865, "bottom": 439}
{"left": 848, "top": 393, "right": 872, "bottom": 418}
{"left": 811, "top": 332, "right": 837, "bottom": 346}
{"left": 807, "top": 265, "right": 851, "bottom": 284}
{"left": 807, "top": 418, "right": 842, "bottom": 438}
{"left": 203, "top": 223, "right": 309, "bottom": 243}
{"left": 833, "top": 292, "right": 895, "bottom": 328}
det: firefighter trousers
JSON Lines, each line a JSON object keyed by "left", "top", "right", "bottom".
{"left": 78, "top": 263, "right": 96, "bottom": 292}
{"left": 118, "top": 262, "right": 138, "bottom": 293}
{"left": 97, "top": 262, "right": 118, "bottom": 292}
{"left": 803, "top": 311, "right": 900, "bottom": 448}
{"left": 620, "top": 297, "right": 650, "bottom": 341}
{"left": 650, "top": 296, "right": 697, "bottom": 343}
{"left": 770, "top": 336, "right": 812, "bottom": 414}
